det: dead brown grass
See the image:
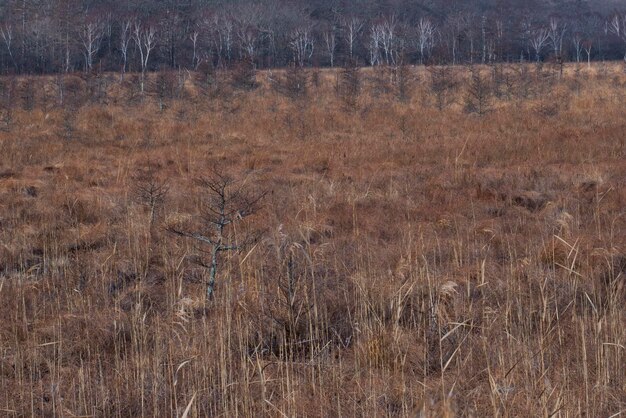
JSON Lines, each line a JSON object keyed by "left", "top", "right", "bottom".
{"left": 0, "top": 63, "right": 624, "bottom": 417}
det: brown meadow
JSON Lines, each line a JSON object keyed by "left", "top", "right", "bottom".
{"left": 0, "top": 63, "right": 624, "bottom": 417}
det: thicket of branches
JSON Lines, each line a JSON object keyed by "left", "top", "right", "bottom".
{"left": 1, "top": 0, "right": 626, "bottom": 74}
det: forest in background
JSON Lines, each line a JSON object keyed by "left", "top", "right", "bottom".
{"left": 1, "top": 0, "right": 626, "bottom": 74}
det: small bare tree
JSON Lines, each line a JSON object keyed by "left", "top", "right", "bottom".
{"left": 134, "top": 176, "right": 169, "bottom": 229}
{"left": 337, "top": 61, "right": 360, "bottom": 110}
{"left": 464, "top": 67, "right": 492, "bottom": 116}
{"left": 428, "top": 65, "right": 459, "bottom": 110}
{"left": 275, "top": 62, "right": 308, "bottom": 100}
{"left": 168, "top": 171, "right": 265, "bottom": 300}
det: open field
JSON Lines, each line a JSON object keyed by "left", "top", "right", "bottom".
{"left": 0, "top": 63, "right": 625, "bottom": 417}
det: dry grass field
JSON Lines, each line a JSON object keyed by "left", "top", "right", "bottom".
{"left": 0, "top": 63, "right": 624, "bottom": 417}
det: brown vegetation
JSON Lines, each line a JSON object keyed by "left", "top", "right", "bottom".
{"left": 0, "top": 64, "right": 624, "bottom": 417}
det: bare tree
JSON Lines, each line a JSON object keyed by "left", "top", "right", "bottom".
{"left": 78, "top": 16, "right": 104, "bottom": 72}
{"left": 234, "top": 6, "right": 265, "bottom": 66}
{"left": 428, "top": 65, "right": 459, "bottom": 110}
{"left": 198, "top": 11, "right": 218, "bottom": 67}
{"left": 481, "top": 15, "right": 488, "bottom": 64}
{"left": 380, "top": 15, "right": 397, "bottom": 66}
{"left": 133, "top": 21, "right": 157, "bottom": 93}
{"left": 323, "top": 26, "right": 337, "bottom": 67}
{"left": 289, "top": 27, "right": 314, "bottom": 67}
{"left": 134, "top": 177, "right": 169, "bottom": 230}
{"left": 275, "top": 62, "right": 308, "bottom": 100}
{"left": 368, "top": 23, "right": 383, "bottom": 66}
{"left": 464, "top": 67, "right": 492, "bottom": 116}
{"left": 119, "top": 20, "right": 132, "bottom": 78}
{"left": 0, "top": 23, "right": 17, "bottom": 70}
{"left": 55, "top": 0, "right": 81, "bottom": 73}
{"left": 215, "top": 13, "right": 234, "bottom": 66}
{"left": 548, "top": 17, "right": 567, "bottom": 59}
{"left": 189, "top": 27, "right": 201, "bottom": 69}
{"left": 530, "top": 28, "right": 550, "bottom": 62}
{"left": 609, "top": 14, "right": 626, "bottom": 61}
{"left": 338, "top": 62, "right": 360, "bottom": 110}
{"left": 342, "top": 16, "right": 363, "bottom": 62}
{"left": 416, "top": 17, "right": 436, "bottom": 65}
{"left": 445, "top": 13, "right": 467, "bottom": 65}
{"left": 583, "top": 40, "right": 593, "bottom": 69}
{"left": 572, "top": 31, "right": 584, "bottom": 63}
{"left": 237, "top": 25, "right": 261, "bottom": 65}
{"left": 464, "top": 14, "right": 477, "bottom": 64}
{"left": 168, "top": 171, "right": 265, "bottom": 300}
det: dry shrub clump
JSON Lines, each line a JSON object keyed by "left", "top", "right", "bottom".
{"left": 0, "top": 64, "right": 625, "bottom": 417}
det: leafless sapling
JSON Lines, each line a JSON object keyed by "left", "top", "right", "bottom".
{"left": 395, "top": 61, "right": 413, "bottom": 103}
{"left": 428, "top": 65, "right": 459, "bottom": 110}
{"left": 338, "top": 61, "right": 360, "bottom": 111}
{"left": 275, "top": 62, "right": 308, "bottom": 101}
{"left": 464, "top": 66, "right": 492, "bottom": 116}
{"left": 168, "top": 171, "right": 265, "bottom": 300}
{"left": 133, "top": 174, "right": 169, "bottom": 275}
{"left": 134, "top": 176, "right": 169, "bottom": 229}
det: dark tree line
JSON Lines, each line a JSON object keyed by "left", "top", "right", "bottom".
{"left": 1, "top": 0, "right": 626, "bottom": 74}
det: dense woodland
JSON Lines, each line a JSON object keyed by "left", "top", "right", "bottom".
{"left": 1, "top": 0, "right": 626, "bottom": 74}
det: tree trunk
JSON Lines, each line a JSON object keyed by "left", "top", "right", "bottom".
{"left": 207, "top": 246, "right": 219, "bottom": 300}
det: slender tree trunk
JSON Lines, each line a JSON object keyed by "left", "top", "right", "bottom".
{"left": 208, "top": 246, "right": 219, "bottom": 300}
